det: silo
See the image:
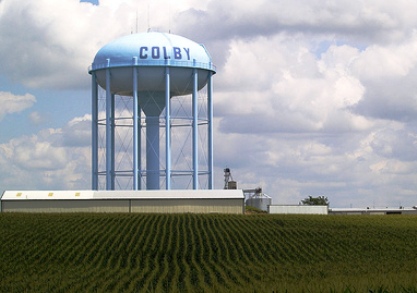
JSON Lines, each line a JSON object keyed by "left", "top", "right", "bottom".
{"left": 89, "top": 32, "right": 216, "bottom": 190}
{"left": 246, "top": 194, "right": 272, "bottom": 212}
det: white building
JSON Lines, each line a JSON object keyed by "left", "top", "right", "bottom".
{"left": 268, "top": 205, "right": 328, "bottom": 215}
{"left": 1, "top": 190, "right": 244, "bottom": 214}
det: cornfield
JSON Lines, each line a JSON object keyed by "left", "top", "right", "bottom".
{"left": 1, "top": 213, "right": 417, "bottom": 292}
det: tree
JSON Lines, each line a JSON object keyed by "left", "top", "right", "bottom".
{"left": 301, "top": 195, "right": 329, "bottom": 206}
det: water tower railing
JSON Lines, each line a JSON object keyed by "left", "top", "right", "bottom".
{"left": 89, "top": 60, "right": 216, "bottom": 72}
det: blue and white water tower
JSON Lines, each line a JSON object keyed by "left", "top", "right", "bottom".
{"left": 89, "top": 32, "right": 216, "bottom": 190}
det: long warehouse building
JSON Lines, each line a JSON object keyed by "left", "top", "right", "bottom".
{"left": 0, "top": 190, "right": 244, "bottom": 214}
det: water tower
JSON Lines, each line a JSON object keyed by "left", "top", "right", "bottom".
{"left": 89, "top": 32, "right": 216, "bottom": 190}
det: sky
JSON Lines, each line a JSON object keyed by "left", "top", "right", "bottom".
{"left": 1, "top": 0, "right": 417, "bottom": 208}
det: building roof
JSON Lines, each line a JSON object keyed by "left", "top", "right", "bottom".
{"left": 1, "top": 190, "right": 244, "bottom": 201}
{"left": 329, "top": 207, "right": 417, "bottom": 213}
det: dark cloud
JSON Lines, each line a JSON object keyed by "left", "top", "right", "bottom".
{"left": 370, "top": 128, "right": 417, "bottom": 162}
{"left": 352, "top": 75, "right": 417, "bottom": 122}
{"left": 175, "top": 0, "right": 417, "bottom": 44}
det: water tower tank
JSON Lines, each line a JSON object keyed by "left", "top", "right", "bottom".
{"left": 91, "top": 32, "right": 215, "bottom": 95}
{"left": 89, "top": 32, "right": 216, "bottom": 191}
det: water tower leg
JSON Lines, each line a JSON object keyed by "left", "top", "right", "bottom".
{"left": 105, "top": 68, "right": 115, "bottom": 190}
{"left": 111, "top": 94, "right": 116, "bottom": 189}
{"left": 165, "top": 68, "right": 171, "bottom": 190}
{"left": 133, "top": 62, "right": 140, "bottom": 190}
{"left": 208, "top": 72, "right": 214, "bottom": 189}
{"left": 91, "top": 72, "right": 98, "bottom": 190}
{"left": 192, "top": 69, "right": 199, "bottom": 189}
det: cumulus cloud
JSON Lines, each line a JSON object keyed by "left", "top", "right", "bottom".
{"left": 350, "top": 34, "right": 417, "bottom": 122}
{"left": 0, "top": 116, "right": 91, "bottom": 190}
{"left": 61, "top": 114, "right": 92, "bottom": 147}
{"left": 0, "top": 0, "right": 212, "bottom": 90}
{"left": 0, "top": 91, "right": 36, "bottom": 120}
{"left": 205, "top": 9, "right": 417, "bottom": 206}
{"left": 176, "top": 0, "right": 417, "bottom": 42}
{"left": 0, "top": 0, "right": 136, "bottom": 89}
{"left": 28, "top": 111, "right": 44, "bottom": 124}
{"left": 214, "top": 117, "right": 417, "bottom": 207}
{"left": 214, "top": 36, "right": 370, "bottom": 135}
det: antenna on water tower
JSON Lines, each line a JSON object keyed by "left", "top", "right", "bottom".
{"left": 136, "top": 10, "right": 138, "bottom": 33}
{"left": 147, "top": 2, "right": 151, "bottom": 32}
{"left": 131, "top": 10, "right": 139, "bottom": 34}
{"left": 168, "top": 0, "right": 171, "bottom": 33}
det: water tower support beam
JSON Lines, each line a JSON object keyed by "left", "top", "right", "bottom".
{"left": 192, "top": 68, "right": 199, "bottom": 189}
{"left": 165, "top": 67, "right": 171, "bottom": 189}
{"left": 208, "top": 72, "right": 214, "bottom": 189}
{"left": 132, "top": 58, "right": 140, "bottom": 190}
{"left": 91, "top": 72, "right": 98, "bottom": 190}
{"left": 110, "top": 93, "right": 116, "bottom": 190}
{"left": 105, "top": 66, "right": 115, "bottom": 190}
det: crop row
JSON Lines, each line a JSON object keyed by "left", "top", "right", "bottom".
{"left": 1, "top": 213, "right": 417, "bottom": 292}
